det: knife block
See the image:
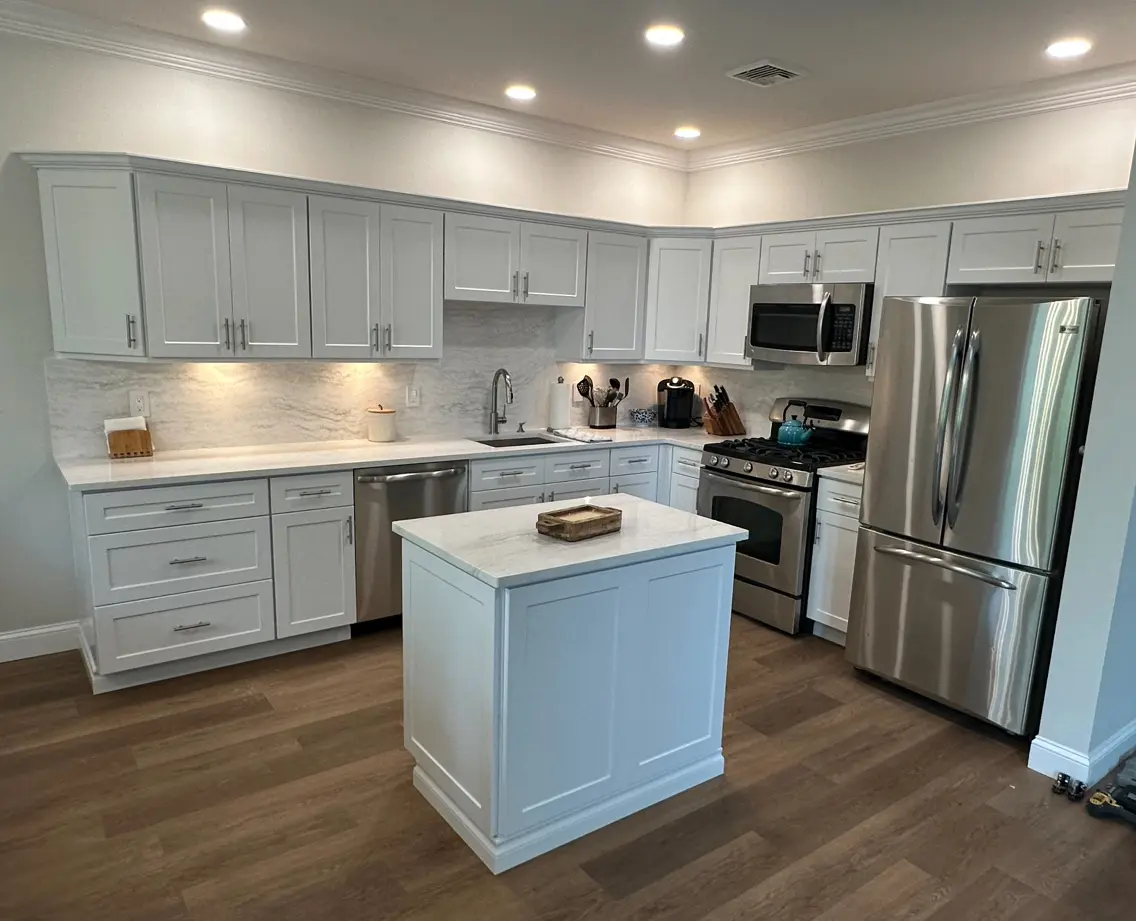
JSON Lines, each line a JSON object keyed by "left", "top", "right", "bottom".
{"left": 703, "top": 400, "right": 746, "bottom": 437}
{"left": 107, "top": 429, "right": 154, "bottom": 459}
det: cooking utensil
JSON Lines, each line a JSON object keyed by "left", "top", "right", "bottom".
{"left": 576, "top": 378, "right": 594, "bottom": 406}
{"left": 609, "top": 378, "right": 620, "bottom": 392}
{"left": 624, "top": 378, "right": 630, "bottom": 398}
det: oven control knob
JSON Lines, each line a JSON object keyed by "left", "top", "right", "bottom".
{"left": 720, "top": 457, "right": 730, "bottom": 468}
{"left": 768, "top": 467, "right": 779, "bottom": 479}
{"left": 783, "top": 470, "right": 794, "bottom": 483}
{"left": 743, "top": 463, "right": 753, "bottom": 473}
{"left": 709, "top": 456, "right": 719, "bottom": 466}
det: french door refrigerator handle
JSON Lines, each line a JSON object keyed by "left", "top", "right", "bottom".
{"left": 873, "top": 545, "right": 1016, "bottom": 591}
{"left": 815, "top": 291, "right": 832, "bottom": 364}
{"left": 946, "top": 330, "right": 981, "bottom": 528}
{"left": 933, "top": 327, "right": 966, "bottom": 526}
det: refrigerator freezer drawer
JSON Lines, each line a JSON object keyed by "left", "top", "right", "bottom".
{"left": 846, "top": 528, "right": 1049, "bottom": 734}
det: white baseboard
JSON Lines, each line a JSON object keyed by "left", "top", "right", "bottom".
{"left": 413, "top": 754, "right": 725, "bottom": 874}
{"left": 1029, "top": 714, "right": 1136, "bottom": 786}
{"left": 0, "top": 621, "right": 79, "bottom": 663}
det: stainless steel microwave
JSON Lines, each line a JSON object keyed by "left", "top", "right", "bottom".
{"left": 746, "top": 283, "right": 873, "bottom": 366}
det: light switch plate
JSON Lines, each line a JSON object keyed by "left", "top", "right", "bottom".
{"left": 405, "top": 386, "right": 421, "bottom": 408}
{"left": 128, "top": 390, "right": 150, "bottom": 417}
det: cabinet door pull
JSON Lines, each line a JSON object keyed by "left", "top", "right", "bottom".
{"left": 627, "top": 458, "right": 649, "bottom": 464}
{"left": 223, "top": 318, "right": 232, "bottom": 351}
{"left": 173, "top": 621, "right": 211, "bottom": 632}
{"left": 125, "top": 314, "right": 138, "bottom": 349}
{"left": 372, "top": 323, "right": 380, "bottom": 352}
{"left": 814, "top": 522, "right": 821, "bottom": 544}
{"left": 569, "top": 463, "right": 592, "bottom": 470}
{"left": 165, "top": 502, "right": 204, "bottom": 511}
{"left": 587, "top": 330, "right": 594, "bottom": 355}
{"left": 546, "top": 491, "right": 554, "bottom": 501}
{"left": 523, "top": 272, "right": 530, "bottom": 298}
{"left": 1050, "top": 239, "right": 1062, "bottom": 274}
{"left": 1033, "top": 240, "right": 1046, "bottom": 274}
{"left": 298, "top": 488, "right": 333, "bottom": 497}
{"left": 613, "top": 483, "right": 620, "bottom": 493}
{"left": 803, "top": 251, "right": 811, "bottom": 278}
{"left": 346, "top": 516, "right": 354, "bottom": 545}
{"left": 698, "top": 332, "right": 704, "bottom": 357}
{"left": 512, "top": 271, "right": 519, "bottom": 299}
{"left": 677, "top": 458, "right": 699, "bottom": 468}
{"left": 169, "top": 556, "right": 208, "bottom": 566}
{"left": 813, "top": 250, "right": 822, "bottom": 279}
{"left": 239, "top": 318, "right": 249, "bottom": 350}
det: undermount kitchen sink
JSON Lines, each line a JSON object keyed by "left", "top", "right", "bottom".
{"left": 473, "top": 436, "right": 562, "bottom": 448}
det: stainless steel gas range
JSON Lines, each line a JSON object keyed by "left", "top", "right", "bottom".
{"left": 696, "top": 398, "right": 869, "bottom": 634}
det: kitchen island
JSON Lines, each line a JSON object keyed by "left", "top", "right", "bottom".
{"left": 393, "top": 493, "right": 746, "bottom": 873}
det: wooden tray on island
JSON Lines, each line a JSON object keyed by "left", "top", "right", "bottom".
{"left": 536, "top": 504, "right": 623, "bottom": 542}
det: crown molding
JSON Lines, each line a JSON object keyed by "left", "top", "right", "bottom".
{"left": 0, "top": 0, "right": 687, "bottom": 172}
{"left": 690, "top": 62, "right": 1136, "bottom": 171}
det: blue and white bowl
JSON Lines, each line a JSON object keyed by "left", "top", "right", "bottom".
{"left": 628, "top": 407, "right": 657, "bottom": 427}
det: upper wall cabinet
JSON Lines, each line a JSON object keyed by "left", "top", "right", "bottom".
{"left": 579, "top": 232, "right": 648, "bottom": 362}
{"left": 866, "top": 221, "right": 952, "bottom": 379}
{"left": 644, "top": 238, "right": 712, "bottom": 364}
{"left": 945, "top": 209, "right": 1122, "bottom": 285}
{"left": 444, "top": 214, "right": 586, "bottom": 306}
{"left": 758, "top": 228, "right": 879, "bottom": 284}
{"left": 228, "top": 186, "right": 311, "bottom": 359}
{"left": 705, "top": 236, "right": 761, "bottom": 367}
{"left": 136, "top": 174, "right": 234, "bottom": 359}
{"left": 37, "top": 169, "right": 144, "bottom": 358}
{"left": 382, "top": 205, "right": 444, "bottom": 358}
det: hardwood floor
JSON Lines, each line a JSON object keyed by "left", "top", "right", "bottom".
{"left": 1, "top": 617, "right": 1130, "bottom": 920}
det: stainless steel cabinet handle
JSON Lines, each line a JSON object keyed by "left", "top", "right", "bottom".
{"left": 677, "top": 458, "right": 699, "bottom": 468}
{"left": 523, "top": 272, "right": 530, "bottom": 298}
{"left": 802, "top": 251, "right": 811, "bottom": 278}
{"left": 627, "top": 458, "right": 649, "bottom": 464}
{"left": 830, "top": 495, "right": 860, "bottom": 507}
{"left": 698, "top": 333, "right": 704, "bottom": 357}
{"left": 702, "top": 470, "right": 805, "bottom": 501}
{"left": 945, "top": 330, "right": 980, "bottom": 529}
{"left": 498, "top": 470, "right": 525, "bottom": 477}
{"left": 169, "top": 556, "right": 208, "bottom": 566}
{"left": 613, "top": 483, "right": 620, "bottom": 493}
{"left": 587, "top": 330, "right": 594, "bottom": 355}
{"left": 357, "top": 468, "right": 465, "bottom": 484}
{"left": 569, "top": 463, "right": 592, "bottom": 470}
{"left": 812, "top": 250, "right": 822, "bottom": 280}
{"left": 298, "top": 488, "right": 333, "bottom": 497}
{"left": 874, "top": 545, "right": 1017, "bottom": 591}
{"left": 223, "top": 318, "right": 232, "bottom": 351}
{"left": 540, "top": 492, "right": 547, "bottom": 502}
{"left": 173, "top": 621, "right": 212, "bottom": 632}
{"left": 239, "top": 318, "right": 248, "bottom": 350}
{"left": 346, "top": 516, "right": 354, "bottom": 545}
{"left": 165, "top": 502, "right": 204, "bottom": 511}
{"left": 385, "top": 324, "right": 392, "bottom": 351}
{"left": 125, "top": 314, "right": 137, "bottom": 349}
{"left": 1033, "top": 240, "right": 1046, "bottom": 274}
{"left": 865, "top": 343, "right": 876, "bottom": 374}
{"left": 814, "top": 522, "right": 821, "bottom": 544}
{"left": 816, "top": 291, "right": 832, "bottom": 364}
{"left": 512, "top": 271, "right": 519, "bottom": 299}
{"left": 372, "top": 323, "right": 380, "bottom": 352}
{"left": 932, "top": 327, "right": 965, "bottom": 527}
{"left": 1049, "top": 239, "right": 1062, "bottom": 274}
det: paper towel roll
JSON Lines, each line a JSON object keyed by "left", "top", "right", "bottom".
{"left": 549, "top": 379, "right": 572, "bottom": 430}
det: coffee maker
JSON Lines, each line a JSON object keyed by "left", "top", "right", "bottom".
{"left": 657, "top": 378, "right": 696, "bottom": 429}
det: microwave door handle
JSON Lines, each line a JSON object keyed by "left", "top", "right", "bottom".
{"left": 816, "top": 292, "right": 831, "bottom": 364}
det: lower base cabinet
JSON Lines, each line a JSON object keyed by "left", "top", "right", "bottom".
{"left": 806, "top": 509, "right": 859, "bottom": 634}
{"left": 546, "top": 477, "right": 608, "bottom": 503}
{"left": 272, "top": 506, "right": 357, "bottom": 638}
{"left": 670, "top": 474, "right": 700, "bottom": 513}
{"left": 610, "top": 471, "right": 658, "bottom": 500}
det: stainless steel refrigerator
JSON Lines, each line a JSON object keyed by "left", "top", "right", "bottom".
{"left": 847, "top": 295, "right": 1101, "bottom": 734}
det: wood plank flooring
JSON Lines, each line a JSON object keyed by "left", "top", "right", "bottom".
{"left": 1, "top": 617, "right": 1131, "bottom": 920}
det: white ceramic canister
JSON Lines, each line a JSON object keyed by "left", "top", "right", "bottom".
{"left": 366, "top": 405, "right": 397, "bottom": 442}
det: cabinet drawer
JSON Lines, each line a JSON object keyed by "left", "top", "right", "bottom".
{"left": 610, "top": 445, "right": 659, "bottom": 475}
{"left": 546, "top": 450, "right": 610, "bottom": 483}
{"left": 94, "top": 581, "right": 275, "bottom": 674}
{"left": 89, "top": 517, "right": 273, "bottom": 606}
{"left": 270, "top": 471, "right": 353, "bottom": 511}
{"left": 470, "top": 456, "right": 546, "bottom": 492}
{"left": 670, "top": 447, "right": 704, "bottom": 478}
{"left": 85, "top": 479, "right": 269, "bottom": 535}
{"left": 468, "top": 484, "right": 546, "bottom": 511}
{"left": 818, "top": 478, "right": 863, "bottom": 518}
{"left": 546, "top": 477, "right": 609, "bottom": 502}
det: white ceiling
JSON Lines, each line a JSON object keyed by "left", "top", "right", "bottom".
{"left": 27, "top": 0, "right": 1136, "bottom": 148}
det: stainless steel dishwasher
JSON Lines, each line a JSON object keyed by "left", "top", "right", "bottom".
{"left": 354, "top": 460, "right": 469, "bottom": 621}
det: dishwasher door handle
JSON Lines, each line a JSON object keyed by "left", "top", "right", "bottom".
{"left": 356, "top": 467, "right": 466, "bottom": 484}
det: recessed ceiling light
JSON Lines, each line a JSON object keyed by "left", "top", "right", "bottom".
{"left": 1046, "top": 37, "right": 1092, "bottom": 59}
{"left": 201, "top": 8, "right": 247, "bottom": 33}
{"left": 645, "top": 24, "right": 685, "bottom": 48}
{"left": 505, "top": 84, "right": 537, "bottom": 101}
{"left": 674, "top": 126, "right": 701, "bottom": 140}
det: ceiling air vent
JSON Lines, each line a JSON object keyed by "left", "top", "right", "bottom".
{"left": 726, "top": 60, "right": 805, "bottom": 88}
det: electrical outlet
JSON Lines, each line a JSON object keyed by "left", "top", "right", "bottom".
{"left": 405, "top": 386, "right": 421, "bottom": 408}
{"left": 128, "top": 390, "right": 150, "bottom": 417}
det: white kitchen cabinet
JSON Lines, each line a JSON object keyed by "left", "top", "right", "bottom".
{"left": 866, "top": 221, "right": 952, "bottom": 378}
{"left": 758, "top": 231, "right": 816, "bottom": 284}
{"left": 705, "top": 236, "right": 761, "bottom": 366}
{"left": 520, "top": 223, "right": 587, "bottom": 307}
{"left": 610, "top": 472, "right": 658, "bottom": 502}
{"left": 946, "top": 214, "right": 1056, "bottom": 284}
{"left": 468, "top": 485, "right": 547, "bottom": 511}
{"left": 814, "top": 227, "right": 880, "bottom": 283}
{"left": 37, "top": 169, "right": 144, "bottom": 358}
{"left": 445, "top": 213, "right": 521, "bottom": 303}
{"left": 136, "top": 174, "right": 234, "bottom": 359}
{"left": 670, "top": 474, "right": 700, "bottom": 514}
{"left": 760, "top": 228, "right": 878, "bottom": 284}
{"left": 1048, "top": 208, "right": 1124, "bottom": 283}
{"left": 382, "top": 205, "right": 445, "bottom": 358}
{"left": 272, "top": 507, "right": 357, "bottom": 638}
{"left": 309, "top": 195, "right": 381, "bottom": 360}
{"left": 644, "top": 238, "right": 713, "bottom": 363}
{"left": 228, "top": 186, "right": 311, "bottom": 359}
{"left": 546, "top": 478, "right": 609, "bottom": 503}
{"left": 806, "top": 509, "right": 859, "bottom": 635}
{"left": 578, "top": 232, "right": 648, "bottom": 361}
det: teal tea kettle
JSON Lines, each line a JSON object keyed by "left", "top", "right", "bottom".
{"left": 777, "top": 413, "right": 813, "bottom": 446}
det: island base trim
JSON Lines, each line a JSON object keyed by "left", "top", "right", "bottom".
{"left": 412, "top": 754, "right": 725, "bottom": 874}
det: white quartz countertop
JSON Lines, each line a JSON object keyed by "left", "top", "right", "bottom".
{"left": 819, "top": 463, "right": 866, "bottom": 487}
{"left": 393, "top": 493, "right": 746, "bottom": 588}
{"left": 57, "top": 427, "right": 712, "bottom": 491}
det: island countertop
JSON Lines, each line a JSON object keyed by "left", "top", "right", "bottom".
{"left": 393, "top": 493, "right": 746, "bottom": 588}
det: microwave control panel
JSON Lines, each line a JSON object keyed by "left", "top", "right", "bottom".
{"left": 830, "top": 305, "right": 857, "bottom": 351}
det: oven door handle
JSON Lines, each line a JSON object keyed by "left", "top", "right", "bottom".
{"left": 816, "top": 291, "right": 832, "bottom": 364}
{"left": 701, "top": 470, "right": 806, "bottom": 501}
